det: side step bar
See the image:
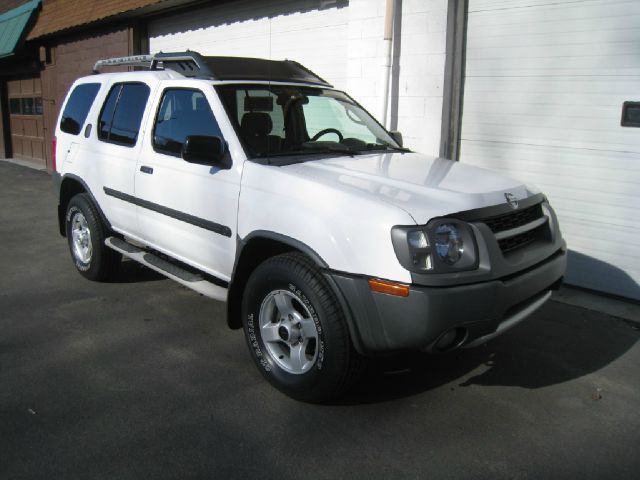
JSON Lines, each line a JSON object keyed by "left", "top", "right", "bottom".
{"left": 105, "top": 237, "right": 228, "bottom": 302}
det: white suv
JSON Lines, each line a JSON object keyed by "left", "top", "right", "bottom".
{"left": 54, "top": 52, "right": 566, "bottom": 402}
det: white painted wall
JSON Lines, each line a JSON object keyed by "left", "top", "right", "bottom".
{"left": 148, "top": 0, "right": 449, "bottom": 156}
{"left": 460, "top": 0, "right": 640, "bottom": 300}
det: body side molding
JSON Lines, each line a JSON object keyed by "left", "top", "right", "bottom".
{"left": 103, "top": 187, "right": 232, "bottom": 237}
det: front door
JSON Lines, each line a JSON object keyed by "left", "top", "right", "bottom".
{"left": 135, "top": 86, "right": 241, "bottom": 282}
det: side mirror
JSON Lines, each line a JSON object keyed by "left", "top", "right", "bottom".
{"left": 182, "top": 135, "right": 231, "bottom": 169}
{"left": 389, "top": 130, "right": 403, "bottom": 147}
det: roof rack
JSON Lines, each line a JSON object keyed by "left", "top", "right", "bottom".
{"left": 92, "top": 51, "right": 333, "bottom": 87}
{"left": 92, "top": 51, "right": 214, "bottom": 77}
{"left": 93, "top": 55, "right": 153, "bottom": 73}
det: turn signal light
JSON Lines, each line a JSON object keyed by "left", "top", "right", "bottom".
{"left": 368, "top": 278, "right": 410, "bottom": 297}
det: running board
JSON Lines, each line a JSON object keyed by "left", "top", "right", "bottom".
{"left": 105, "top": 237, "right": 228, "bottom": 302}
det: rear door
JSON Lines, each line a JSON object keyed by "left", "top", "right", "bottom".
{"left": 83, "top": 81, "right": 153, "bottom": 237}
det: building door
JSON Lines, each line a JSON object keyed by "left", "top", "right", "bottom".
{"left": 458, "top": 0, "right": 640, "bottom": 300}
{"left": 8, "top": 77, "right": 46, "bottom": 167}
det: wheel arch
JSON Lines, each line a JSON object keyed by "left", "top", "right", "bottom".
{"left": 226, "top": 231, "right": 367, "bottom": 354}
{"left": 58, "top": 175, "right": 111, "bottom": 237}
{"left": 227, "top": 231, "right": 326, "bottom": 329}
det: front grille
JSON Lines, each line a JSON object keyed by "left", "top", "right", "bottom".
{"left": 482, "top": 203, "right": 543, "bottom": 233}
{"left": 497, "top": 227, "right": 543, "bottom": 253}
{"left": 480, "top": 203, "right": 546, "bottom": 253}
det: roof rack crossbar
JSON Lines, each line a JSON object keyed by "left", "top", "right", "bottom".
{"left": 93, "top": 55, "right": 154, "bottom": 73}
{"left": 150, "top": 51, "right": 215, "bottom": 78}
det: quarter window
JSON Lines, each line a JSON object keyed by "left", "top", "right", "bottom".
{"left": 59, "top": 83, "right": 100, "bottom": 135}
{"left": 98, "top": 83, "right": 150, "bottom": 146}
{"left": 153, "top": 88, "right": 223, "bottom": 157}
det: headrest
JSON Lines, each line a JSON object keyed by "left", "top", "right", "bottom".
{"left": 194, "top": 96, "right": 208, "bottom": 112}
{"left": 241, "top": 112, "right": 272, "bottom": 136}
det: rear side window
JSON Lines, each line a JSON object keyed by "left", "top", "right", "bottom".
{"left": 152, "top": 88, "right": 223, "bottom": 157}
{"left": 98, "top": 83, "right": 150, "bottom": 147}
{"left": 60, "top": 83, "right": 100, "bottom": 135}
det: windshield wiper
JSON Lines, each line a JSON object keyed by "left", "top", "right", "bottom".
{"left": 252, "top": 147, "right": 361, "bottom": 162}
{"left": 363, "top": 143, "right": 411, "bottom": 153}
{"left": 254, "top": 150, "right": 310, "bottom": 158}
{"left": 302, "top": 145, "right": 362, "bottom": 156}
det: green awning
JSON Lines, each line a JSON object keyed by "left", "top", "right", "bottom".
{"left": 0, "top": 0, "right": 41, "bottom": 59}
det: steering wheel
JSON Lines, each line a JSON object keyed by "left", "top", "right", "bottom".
{"left": 311, "top": 128, "right": 344, "bottom": 142}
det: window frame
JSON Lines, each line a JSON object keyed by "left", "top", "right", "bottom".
{"left": 97, "top": 81, "right": 150, "bottom": 148}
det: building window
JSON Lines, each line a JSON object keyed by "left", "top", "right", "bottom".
{"left": 9, "top": 97, "right": 44, "bottom": 116}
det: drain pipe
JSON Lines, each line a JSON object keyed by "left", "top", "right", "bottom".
{"left": 381, "top": 0, "right": 396, "bottom": 128}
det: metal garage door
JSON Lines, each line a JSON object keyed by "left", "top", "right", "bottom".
{"left": 459, "top": 0, "right": 640, "bottom": 300}
{"left": 8, "top": 77, "right": 46, "bottom": 167}
{"left": 148, "top": 0, "right": 348, "bottom": 89}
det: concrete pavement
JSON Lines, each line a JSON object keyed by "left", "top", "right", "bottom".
{"left": 1, "top": 160, "right": 638, "bottom": 479}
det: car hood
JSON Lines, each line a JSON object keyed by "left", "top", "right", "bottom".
{"left": 282, "top": 152, "right": 538, "bottom": 224}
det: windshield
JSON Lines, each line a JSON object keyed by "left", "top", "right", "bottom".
{"left": 215, "top": 84, "right": 405, "bottom": 161}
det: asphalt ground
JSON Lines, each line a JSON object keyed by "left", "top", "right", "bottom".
{"left": 1, "top": 160, "right": 639, "bottom": 479}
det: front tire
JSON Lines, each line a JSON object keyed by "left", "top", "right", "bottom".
{"left": 242, "top": 253, "right": 363, "bottom": 403}
{"left": 65, "top": 193, "right": 121, "bottom": 281}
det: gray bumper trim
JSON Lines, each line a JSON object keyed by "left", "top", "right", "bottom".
{"left": 330, "top": 248, "right": 566, "bottom": 354}
{"left": 463, "top": 290, "right": 552, "bottom": 348}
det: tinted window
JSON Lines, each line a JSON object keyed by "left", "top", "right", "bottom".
{"left": 60, "top": 83, "right": 100, "bottom": 135}
{"left": 98, "top": 86, "right": 119, "bottom": 140}
{"left": 153, "top": 89, "right": 223, "bottom": 156}
{"left": 98, "top": 83, "right": 150, "bottom": 146}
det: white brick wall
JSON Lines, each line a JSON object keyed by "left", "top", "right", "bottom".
{"left": 346, "top": 0, "right": 448, "bottom": 155}
{"left": 149, "top": 0, "right": 449, "bottom": 156}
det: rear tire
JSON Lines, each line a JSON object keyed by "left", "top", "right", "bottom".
{"left": 242, "top": 252, "right": 363, "bottom": 403}
{"left": 65, "top": 193, "right": 121, "bottom": 281}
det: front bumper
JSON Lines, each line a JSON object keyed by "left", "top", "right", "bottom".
{"left": 330, "top": 247, "right": 567, "bottom": 355}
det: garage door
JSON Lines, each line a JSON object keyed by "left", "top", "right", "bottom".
{"left": 148, "top": 0, "right": 348, "bottom": 89}
{"left": 459, "top": 0, "right": 640, "bottom": 300}
{"left": 8, "top": 77, "right": 46, "bottom": 167}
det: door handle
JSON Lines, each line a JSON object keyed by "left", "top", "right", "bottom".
{"left": 140, "top": 166, "right": 153, "bottom": 174}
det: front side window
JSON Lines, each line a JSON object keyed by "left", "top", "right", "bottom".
{"left": 98, "top": 83, "right": 150, "bottom": 146}
{"left": 153, "top": 88, "right": 223, "bottom": 157}
{"left": 60, "top": 83, "right": 100, "bottom": 135}
{"left": 216, "top": 84, "right": 402, "bottom": 161}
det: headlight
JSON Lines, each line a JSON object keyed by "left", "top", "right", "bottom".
{"left": 434, "top": 223, "right": 464, "bottom": 265}
{"left": 391, "top": 220, "right": 478, "bottom": 274}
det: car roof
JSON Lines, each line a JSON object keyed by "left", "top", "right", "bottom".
{"left": 91, "top": 51, "right": 333, "bottom": 88}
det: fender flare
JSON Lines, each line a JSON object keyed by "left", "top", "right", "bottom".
{"left": 58, "top": 174, "right": 112, "bottom": 236}
{"left": 227, "top": 230, "right": 367, "bottom": 355}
